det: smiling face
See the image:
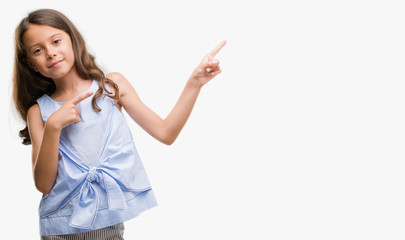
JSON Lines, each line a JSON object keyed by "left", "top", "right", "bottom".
{"left": 23, "top": 24, "right": 76, "bottom": 80}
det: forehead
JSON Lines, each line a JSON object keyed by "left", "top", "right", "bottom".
{"left": 23, "top": 24, "right": 68, "bottom": 47}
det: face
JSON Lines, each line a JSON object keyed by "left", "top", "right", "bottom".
{"left": 23, "top": 24, "right": 76, "bottom": 80}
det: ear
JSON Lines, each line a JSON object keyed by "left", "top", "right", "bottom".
{"left": 23, "top": 58, "right": 39, "bottom": 72}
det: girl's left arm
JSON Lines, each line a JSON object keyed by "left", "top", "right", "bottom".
{"left": 108, "top": 40, "right": 226, "bottom": 145}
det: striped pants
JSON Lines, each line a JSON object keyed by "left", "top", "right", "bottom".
{"left": 41, "top": 223, "right": 124, "bottom": 240}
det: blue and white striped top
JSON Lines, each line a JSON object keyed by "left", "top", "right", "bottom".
{"left": 36, "top": 80, "right": 157, "bottom": 236}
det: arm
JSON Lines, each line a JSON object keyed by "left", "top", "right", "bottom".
{"left": 27, "top": 104, "right": 60, "bottom": 194}
{"left": 27, "top": 92, "right": 94, "bottom": 194}
{"left": 109, "top": 40, "right": 226, "bottom": 145}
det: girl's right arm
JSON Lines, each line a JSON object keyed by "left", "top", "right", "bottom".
{"left": 27, "top": 104, "right": 60, "bottom": 194}
{"left": 27, "top": 92, "right": 94, "bottom": 194}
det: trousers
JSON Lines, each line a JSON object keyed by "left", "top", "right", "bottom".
{"left": 41, "top": 223, "right": 124, "bottom": 240}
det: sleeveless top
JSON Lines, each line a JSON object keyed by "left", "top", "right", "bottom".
{"left": 36, "top": 80, "right": 157, "bottom": 236}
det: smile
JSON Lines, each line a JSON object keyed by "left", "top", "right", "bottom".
{"left": 48, "top": 60, "right": 63, "bottom": 68}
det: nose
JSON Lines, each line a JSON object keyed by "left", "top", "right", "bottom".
{"left": 45, "top": 47, "right": 57, "bottom": 59}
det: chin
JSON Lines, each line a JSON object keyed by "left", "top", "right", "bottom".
{"left": 42, "top": 70, "right": 69, "bottom": 80}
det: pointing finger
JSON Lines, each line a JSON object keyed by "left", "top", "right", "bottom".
{"left": 208, "top": 40, "right": 227, "bottom": 60}
{"left": 75, "top": 106, "right": 81, "bottom": 116}
{"left": 71, "top": 91, "right": 94, "bottom": 105}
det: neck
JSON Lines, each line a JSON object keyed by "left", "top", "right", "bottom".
{"left": 51, "top": 69, "right": 92, "bottom": 101}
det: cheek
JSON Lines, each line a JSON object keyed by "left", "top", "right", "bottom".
{"left": 26, "top": 58, "right": 39, "bottom": 70}
{"left": 60, "top": 45, "right": 74, "bottom": 63}
{"left": 67, "top": 46, "right": 76, "bottom": 61}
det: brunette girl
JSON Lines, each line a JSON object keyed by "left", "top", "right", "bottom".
{"left": 13, "top": 8, "right": 226, "bottom": 239}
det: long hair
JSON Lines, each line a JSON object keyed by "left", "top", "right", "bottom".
{"left": 13, "top": 9, "right": 119, "bottom": 145}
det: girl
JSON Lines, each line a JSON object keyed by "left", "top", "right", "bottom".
{"left": 13, "top": 8, "right": 226, "bottom": 239}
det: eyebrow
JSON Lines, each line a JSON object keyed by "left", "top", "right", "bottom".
{"left": 27, "top": 33, "right": 64, "bottom": 51}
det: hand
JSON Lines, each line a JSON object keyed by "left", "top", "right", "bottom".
{"left": 47, "top": 91, "right": 94, "bottom": 130}
{"left": 190, "top": 40, "right": 227, "bottom": 87}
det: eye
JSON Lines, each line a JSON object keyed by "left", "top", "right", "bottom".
{"left": 53, "top": 39, "right": 61, "bottom": 44}
{"left": 33, "top": 48, "right": 42, "bottom": 54}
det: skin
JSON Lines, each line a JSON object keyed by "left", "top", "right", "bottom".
{"left": 25, "top": 24, "right": 226, "bottom": 194}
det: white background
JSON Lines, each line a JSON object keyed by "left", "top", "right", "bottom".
{"left": 1, "top": 0, "right": 405, "bottom": 239}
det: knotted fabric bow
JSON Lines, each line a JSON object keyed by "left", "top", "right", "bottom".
{"left": 69, "top": 167, "right": 128, "bottom": 229}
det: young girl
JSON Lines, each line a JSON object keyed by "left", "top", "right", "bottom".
{"left": 12, "top": 8, "right": 226, "bottom": 239}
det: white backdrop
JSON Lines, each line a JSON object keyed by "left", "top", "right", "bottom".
{"left": 1, "top": 0, "right": 405, "bottom": 239}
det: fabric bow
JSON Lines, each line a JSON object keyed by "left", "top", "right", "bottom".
{"left": 69, "top": 167, "right": 128, "bottom": 229}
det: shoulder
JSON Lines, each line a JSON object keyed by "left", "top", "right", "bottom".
{"left": 106, "top": 72, "right": 134, "bottom": 96}
{"left": 106, "top": 72, "right": 135, "bottom": 108}
{"left": 27, "top": 104, "right": 43, "bottom": 128}
{"left": 106, "top": 72, "right": 128, "bottom": 86}
{"left": 27, "top": 103, "right": 40, "bottom": 118}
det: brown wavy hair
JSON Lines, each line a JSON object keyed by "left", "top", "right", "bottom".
{"left": 13, "top": 9, "right": 119, "bottom": 145}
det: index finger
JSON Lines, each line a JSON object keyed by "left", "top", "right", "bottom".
{"left": 208, "top": 40, "right": 227, "bottom": 59}
{"left": 70, "top": 91, "right": 94, "bottom": 105}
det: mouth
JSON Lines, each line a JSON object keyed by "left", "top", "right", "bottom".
{"left": 48, "top": 60, "right": 63, "bottom": 68}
